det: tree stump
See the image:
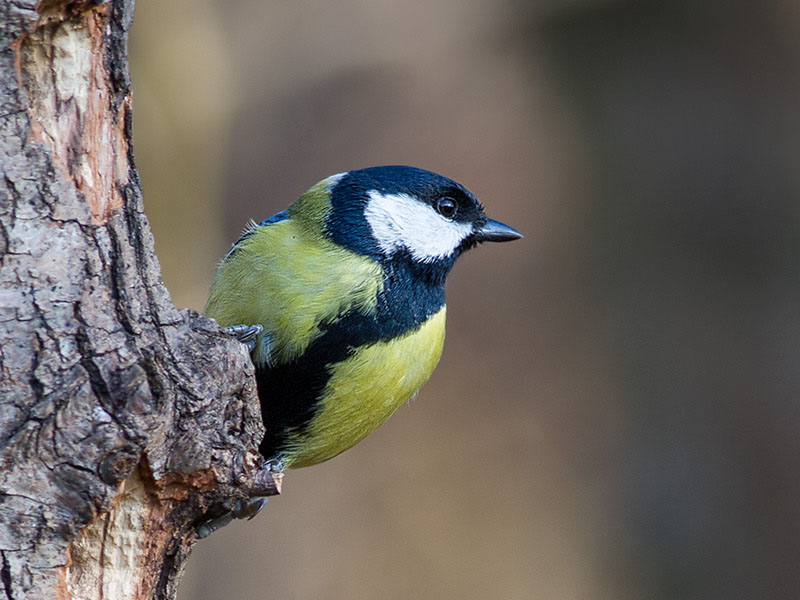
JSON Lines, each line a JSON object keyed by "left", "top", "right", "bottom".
{"left": 0, "top": 2, "right": 278, "bottom": 598}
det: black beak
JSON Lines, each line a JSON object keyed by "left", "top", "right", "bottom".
{"left": 474, "top": 218, "right": 523, "bottom": 242}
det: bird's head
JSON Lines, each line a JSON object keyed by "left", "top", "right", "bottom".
{"left": 291, "top": 165, "right": 522, "bottom": 282}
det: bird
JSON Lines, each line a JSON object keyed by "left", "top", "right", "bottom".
{"left": 205, "top": 165, "right": 522, "bottom": 473}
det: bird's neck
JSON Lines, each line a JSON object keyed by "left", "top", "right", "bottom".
{"left": 373, "top": 255, "right": 449, "bottom": 334}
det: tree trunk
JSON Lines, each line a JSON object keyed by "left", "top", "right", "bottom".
{"left": 0, "top": 2, "right": 279, "bottom": 599}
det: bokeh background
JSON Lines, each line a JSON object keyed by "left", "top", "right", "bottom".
{"left": 130, "top": 1, "right": 800, "bottom": 598}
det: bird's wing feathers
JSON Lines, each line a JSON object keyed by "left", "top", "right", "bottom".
{"left": 223, "top": 210, "right": 290, "bottom": 261}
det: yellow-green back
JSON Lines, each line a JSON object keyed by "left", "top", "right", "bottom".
{"left": 205, "top": 179, "right": 385, "bottom": 365}
{"left": 205, "top": 217, "right": 384, "bottom": 365}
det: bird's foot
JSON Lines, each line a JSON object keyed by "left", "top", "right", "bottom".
{"left": 222, "top": 324, "right": 263, "bottom": 352}
{"left": 264, "top": 457, "right": 285, "bottom": 473}
{"left": 196, "top": 510, "right": 235, "bottom": 539}
{"left": 195, "top": 457, "right": 284, "bottom": 538}
{"left": 196, "top": 495, "right": 271, "bottom": 539}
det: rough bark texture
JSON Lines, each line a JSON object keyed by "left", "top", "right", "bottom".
{"left": 0, "top": 2, "right": 279, "bottom": 599}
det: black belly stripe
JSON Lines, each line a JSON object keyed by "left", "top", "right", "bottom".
{"left": 257, "top": 255, "right": 447, "bottom": 460}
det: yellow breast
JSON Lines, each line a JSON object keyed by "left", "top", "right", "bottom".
{"left": 283, "top": 307, "right": 447, "bottom": 468}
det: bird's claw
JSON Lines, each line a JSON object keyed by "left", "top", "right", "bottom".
{"left": 196, "top": 496, "right": 269, "bottom": 538}
{"left": 233, "top": 497, "right": 269, "bottom": 521}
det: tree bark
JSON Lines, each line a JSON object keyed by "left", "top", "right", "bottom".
{"left": 0, "top": 2, "right": 279, "bottom": 599}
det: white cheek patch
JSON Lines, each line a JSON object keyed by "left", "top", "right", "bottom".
{"left": 364, "top": 191, "right": 474, "bottom": 262}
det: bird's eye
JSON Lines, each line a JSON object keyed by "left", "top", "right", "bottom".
{"left": 436, "top": 197, "right": 457, "bottom": 219}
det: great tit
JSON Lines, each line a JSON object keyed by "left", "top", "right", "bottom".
{"left": 205, "top": 165, "right": 522, "bottom": 471}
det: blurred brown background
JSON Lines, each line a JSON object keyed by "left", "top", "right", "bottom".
{"left": 130, "top": 1, "right": 800, "bottom": 598}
